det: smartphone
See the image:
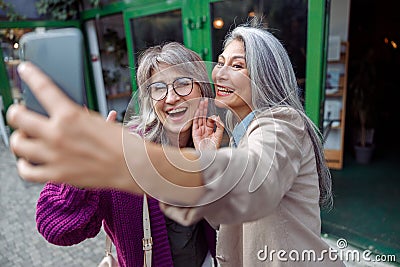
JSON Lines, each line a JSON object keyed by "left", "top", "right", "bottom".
{"left": 19, "top": 28, "right": 87, "bottom": 116}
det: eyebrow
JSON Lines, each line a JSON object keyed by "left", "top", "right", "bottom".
{"left": 218, "top": 55, "right": 246, "bottom": 60}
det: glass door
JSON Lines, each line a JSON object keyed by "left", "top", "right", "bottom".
{"left": 85, "top": 13, "right": 130, "bottom": 120}
{"left": 123, "top": 1, "right": 185, "bottom": 94}
{"left": 209, "top": 0, "right": 308, "bottom": 101}
{"left": 1, "top": 28, "right": 32, "bottom": 105}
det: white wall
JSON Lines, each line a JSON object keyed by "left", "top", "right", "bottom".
{"left": 329, "top": 0, "right": 351, "bottom": 41}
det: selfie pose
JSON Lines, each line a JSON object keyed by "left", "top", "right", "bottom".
{"left": 35, "top": 42, "right": 216, "bottom": 267}
{"left": 8, "top": 21, "right": 344, "bottom": 266}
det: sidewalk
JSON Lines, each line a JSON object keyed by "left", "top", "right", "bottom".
{"left": 0, "top": 141, "right": 104, "bottom": 267}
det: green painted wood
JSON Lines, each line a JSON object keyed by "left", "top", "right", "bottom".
{"left": 305, "top": 0, "right": 328, "bottom": 127}
{"left": 81, "top": 0, "right": 169, "bottom": 19}
{"left": 0, "top": 20, "right": 80, "bottom": 28}
{"left": 0, "top": 47, "right": 12, "bottom": 112}
{"left": 123, "top": 1, "right": 183, "bottom": 95}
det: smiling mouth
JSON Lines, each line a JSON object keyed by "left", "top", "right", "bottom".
{"left": 216, "top": 85, "right": 234, "bottom": 96}
{"left": 166, "top": 107, "right": 188, "bottom": 117}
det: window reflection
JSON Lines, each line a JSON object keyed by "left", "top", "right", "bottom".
{"left": 131, "top": 10, "right": 183, "bottom": 66}
{"left": 93, "top": 13, "right": 130, "bottom": 121}
{"left": 1, "top": 28, "right": 33, "bottom": 102}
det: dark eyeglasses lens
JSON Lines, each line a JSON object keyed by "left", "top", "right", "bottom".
{"left": 174, "top": 78, "right": 192, "bottom": 96}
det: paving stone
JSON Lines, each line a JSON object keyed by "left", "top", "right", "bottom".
{"left": 0, "top": 143, "right": 103, "bottom": 266}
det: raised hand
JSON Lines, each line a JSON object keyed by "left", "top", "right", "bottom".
{"left": 106, "top": 110, "right": 117, "bottom": 123}
{"left": 192, "top": 98, "right": 224, "bottom": 150}
{"left": 6, "top": 62, "right": 133, "bottom": 190}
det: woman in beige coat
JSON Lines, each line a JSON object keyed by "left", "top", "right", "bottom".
{"left": 8, "top": 22, "right": 343, "bottom": 266}
{"left": 161, "top": 24, "right": 344, "bottom": 266}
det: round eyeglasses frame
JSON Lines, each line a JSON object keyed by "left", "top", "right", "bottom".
{"left": 148, "top": 77, "right": 194, "bottom": 101}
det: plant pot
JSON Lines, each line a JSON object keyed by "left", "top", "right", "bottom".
{"left": 354, "top": 144, "right": 375, "bottom": 164}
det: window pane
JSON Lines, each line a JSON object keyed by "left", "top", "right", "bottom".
{"left": 210, "top": 0, "right": 308, "bottom": 99}
{"left": 1, "top": 28, "right": 34, "bottom": 102}
{"left": 130, "top": 10, "right": 183, "bottom": 66}
{"left": 93, "top": 13, "right": 130, "bottom": 121}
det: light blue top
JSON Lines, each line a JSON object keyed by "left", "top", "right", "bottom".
{"left": 232, "top": 111, "right": 256, "bottom": 147}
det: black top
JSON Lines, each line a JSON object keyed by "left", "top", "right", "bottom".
{"left": 164, "top": 215, "right": 209, "bottom": 267}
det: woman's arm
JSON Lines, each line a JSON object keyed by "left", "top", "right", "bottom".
{"left": 7, "top": 62, "right": 204, "bottom": 204}
{"left": 162, "top": 108, "right": 308, "bottom": 226}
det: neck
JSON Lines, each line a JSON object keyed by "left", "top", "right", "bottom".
{"left": 166, "top": 130, "right": 191, "bottom": 148}
{"left": 235, "top": 106, "right": 253, "bottom": 121}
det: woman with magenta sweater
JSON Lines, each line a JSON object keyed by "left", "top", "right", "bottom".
{"left": 35, "top": 42, "right": 217, "bottom": 267}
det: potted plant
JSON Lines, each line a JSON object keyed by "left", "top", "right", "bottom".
{"left": 35, "top": 0, "right": 100, "bottom": 20}
{"left": 102, "top": 28, "right": 127, "bottom": 66}
{"left": 102, "top": 69, "right": 121, "bottom": 96}
{"left": 349, "top": 49, "right": 377, "bottom": 164}
{"left": 0, "top": 0, "right": 25, "bottom": 21}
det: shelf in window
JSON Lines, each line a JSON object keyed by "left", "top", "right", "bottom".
{"left": 5, "top": 59, "right": 21, "bottom": 65}
{"left": 328, "top": 53, "right": 346, "bottom": 63}
{"left": 330, "top": 124, "right": 342, "bottom": 129}
{"left": 325, "top": 89, "right": 343, "bottom": 97}
{"left": 106, "top": 91, "right": 131, "bottom": 99}
{"left": 323, "top": 120, "right": 341, "bottom": 129}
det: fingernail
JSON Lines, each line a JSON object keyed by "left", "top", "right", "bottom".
{"left": 17, "top": 62, "right": 27, "bottom": 74}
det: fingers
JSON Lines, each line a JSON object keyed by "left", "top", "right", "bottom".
{"left": 214, "top": 115, "right": 225, "bottom": 145}
{"left": 193, "top": 98, "right": 208, "bottom": 129}
{"left": 212, "top": 115, "right": 224, "bottom": 130}
{"left": 17, "top": 62, "right": 77, "bottom": 116}
{"left": 193, "top": 107, "right": 200, "bottom": 130}
{"left": 16, "top": 158, "right": 50, "bottom": 183}
{"left": 201, "top": 98, "right": 208, "bottom": 127}
{"left": 6, "top": 104, "right": 50, "bottom": 138}
{"left": 106, "top": 110, "right": 117, "bottom": 122}
{"left": 10, "top": 130, "right": 53, "bottom": 164}
{"left": 205, "top": 115, "right": 224, "bottom": 134}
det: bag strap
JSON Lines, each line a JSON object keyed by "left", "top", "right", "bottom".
{"left": 142, "top": 194, "right": 152, "bottom": 267}
{"left": 103, "top": 222, "right": 112, "bottom": 256}
{"left": 104, "top": 224, "right": 113, "bottom": 256}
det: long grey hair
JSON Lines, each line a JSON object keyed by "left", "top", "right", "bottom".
{"left": 223, "top": 22, "right": 333, "bottom": 208}
{"left": 126, "top": 42, "right": 214, "bottom": 144}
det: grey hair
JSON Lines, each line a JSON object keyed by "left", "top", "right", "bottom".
{"left": 223, "top": 21, "right": 333, "bottom": 209}
{"left": 126, "top": 42, "right": 213, "bottom": 144}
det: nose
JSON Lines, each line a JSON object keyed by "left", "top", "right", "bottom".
{"left": 212, "top": 64, "right": 229, "bottom": 82}
{"left": 165, "top": 85, "right": 180, "bottom": 104}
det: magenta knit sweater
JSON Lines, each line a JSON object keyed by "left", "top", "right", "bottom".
{"left": 36, "top": 183, "right": 175, "bottom": 267}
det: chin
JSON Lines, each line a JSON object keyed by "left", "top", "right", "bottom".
{"left": 166, "top": 124, "right": 191, "bottom": 135}
{"left": 215, "top": 97, "right": 232, "bottom": 110}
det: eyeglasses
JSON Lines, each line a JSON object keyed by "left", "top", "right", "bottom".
{"left": 148, "top": 77, "right": 194, "bottom": 101}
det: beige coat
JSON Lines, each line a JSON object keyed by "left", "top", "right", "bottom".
{"left": 162, "top": 107, "right": 345, "bottom": 266}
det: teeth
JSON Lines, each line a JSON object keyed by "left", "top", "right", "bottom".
{"left": 217, "top": 86, "right": 234, "bottom": 93}
{"left": 168, "top": 107, "right": 187, "bottom": 114}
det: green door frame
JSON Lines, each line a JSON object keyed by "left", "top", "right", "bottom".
{"left": 182, "top": 0, "right": 213, "bottom": 62}
{"left": 305, "top": 0, "right": 329, "bottom": 127}
{"left": 123, "top": 1, "right": 183, "bottom": 93}
{"left": 122, "top": 0, "right": 213, "bottom": 94}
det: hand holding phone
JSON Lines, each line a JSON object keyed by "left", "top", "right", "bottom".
{"left": 19, "top": 27, "right": 87, "bottom": 116}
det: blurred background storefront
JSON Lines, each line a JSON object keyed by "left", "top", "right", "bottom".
{"left": 0, "top": 0, "right": 399, "bottom": 264}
